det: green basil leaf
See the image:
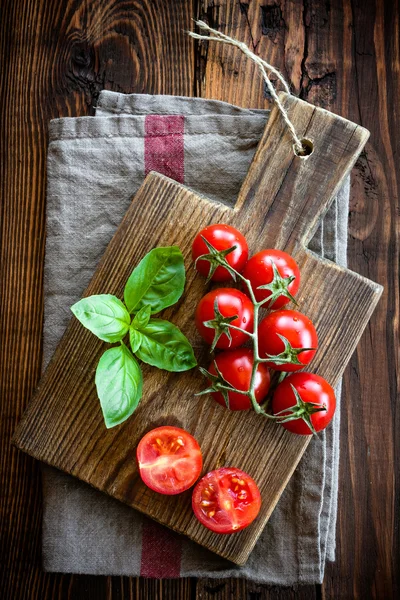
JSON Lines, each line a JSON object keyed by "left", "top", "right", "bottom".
{"left": 131, "top": 305, "right": 151, "bottom": 329}
{"left": 135, "top": 319, "right": 197, "bottom": 372}
{"left": 95, "top": 344, "right": 143, "bottom": 429}
{"left": 129, "top": 328, "right": 142, "bottom": 353}
{"left": 130, "top": 306, "right": 151, "bottom": 352}
{"left": 124, "top": 246, "right": 185, "bottom": 314}
{"left": 71, "top": 294, "right": 131, "bottom": 343}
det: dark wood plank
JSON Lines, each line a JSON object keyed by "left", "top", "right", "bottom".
{"left": 0, "top": 0, "right": 194, "bottom": 598}
{"left": 198, "top": 0, "right": 399, "bottom": 597}
{"left": 313, "top": 0, "right": 400, "bottom": 598}
{"left": 108, "top": 577, "right": 195, "bottom": 599}
{"left": 1, "top": 0, "right": 398, "bottom": 597}
{"left": 195, "top": 578, "right": 317, "bottom": 600}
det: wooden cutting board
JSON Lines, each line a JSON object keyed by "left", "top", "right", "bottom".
{"left": 13, "top": 94, "right": 382, "bottom": 566}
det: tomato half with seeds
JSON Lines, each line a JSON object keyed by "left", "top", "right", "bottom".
{"left": 242, "top": 249, "right": 300, "bottom": 308}
{"left": 258, "top": 309, "right": 318, "bottom": 372}
{"left": 207, "top": 348, "right": 270, "bottom": 410}
{"left": 195, "top": 288, "right": 254, "bottom": 350}
{"left": 273, "top": 372, "right": 336, "bottom": 435}
{"left": 192, "top": 467, "right": 261, "bottom": 533}
{"left": 192, "top": 224, "right": 249, "bottom": 281}
{"left": 137, "top": 426, "right": 203, "bottom": 495}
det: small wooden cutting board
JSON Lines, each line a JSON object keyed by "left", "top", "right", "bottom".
{"left": 13, "top": 94, "right": 382, "bottom": 565}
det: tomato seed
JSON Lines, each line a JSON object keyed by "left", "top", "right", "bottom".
{"left": 208, "top": 511, "right": 215, "bottom": 518}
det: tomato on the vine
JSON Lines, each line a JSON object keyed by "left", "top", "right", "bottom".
{"left": 243, "top": 249, "right": 300, "bottom": 308}
{"left": 137, "top": 426, "right": 202, "bottom": 495}
{"left": 273, "top": 372, "right": 336, "bottom": 435}
{"left": 195, "top": 288, "right": 254, "bottom": 350}
{"left": 258, "top": 309, "right": 318, "bottom": 371}
{"left": 206, "top": 348, "right": 270, "bottom": 410}
{"left": 192, "top": 224, "right": 248, "bottom": 281}
{"left": 192, "top": 467, "right": 261, "bottom": 533}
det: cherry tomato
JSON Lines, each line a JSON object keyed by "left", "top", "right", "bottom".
{"left": 192, "top": 467, "right": 261, "bottom": 533}
{"left": 137, "top": 426, "right": 202, "bottom": 495}
{"left": 242, "top": 249, "right": 300, "bottom": 308}
{"left": 258, "top": 309, "right": 318, "bottom": 372}
{"left": 192, "top": 224, "right": 249, "bottom": 281}
{"left": 207, "top": 348, "right": 270, "bottom": 410}
{"left": 272, "top": 372, "right": 336, "bottom": 435}
{"left": 195, "top": 288, "right": 254, "bottom": 350}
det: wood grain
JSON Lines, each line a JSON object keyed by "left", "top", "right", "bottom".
{"left": 200, "top": 1, "right": 399, "bottom": 596}
{"left": 0, "top": 0, "right": 196, "bottom": 598}
{"left": 195, "top": 579, "right": 317, "bottom": 600}
{"left": 13, "top": 94, "right": 378, "bottom": 565}
{"left": 1, "top": 0, "right": 398, "bottom": 597}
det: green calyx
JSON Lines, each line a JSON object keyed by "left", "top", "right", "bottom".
{"left": 196, "top": 362, "right": 238, "bottom": 409}
{"left": 274, "top": 384, "right": 327, "bottom": 435}
{"left": 263, "top": 334, "right": 316, "bottom": 366}
{"left": 257, "top": 260, "right": 298, "bottom": 306}
{"left": 203, "top": 297, "right": 238, "bottom": 352}
{"left": 195, "top": 236, "right": 237, "bottom": 283}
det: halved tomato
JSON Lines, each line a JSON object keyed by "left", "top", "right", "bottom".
{"left": 137, "top": 426, "right": 203, "bottom": 495}
{"left": 192, "top": 467, "right": 261, "bottom": 533}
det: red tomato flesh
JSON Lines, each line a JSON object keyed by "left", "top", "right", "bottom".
{"left": 258, "top": 309, "right": 318, "bottom": 371}
{"left": 192, "top": 467, "right": 261, "bottom": 533}
{"left": 137, "top": 426, "right": 202, "bottom": 495}
{"left": 192, "top": 224, "right": 249, "bottom": 281}
{"left": 208, "top": 348, "right": 270, "bottom": 410}
{"left": 242, "top": 249, "right": 300, "bottom": 308}
{"left": 195, "top": 288, "right": 254, "bottom": 350}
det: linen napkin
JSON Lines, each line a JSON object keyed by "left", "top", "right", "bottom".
{"left": 41, "top": 91, "right": 348, "bottom": 584}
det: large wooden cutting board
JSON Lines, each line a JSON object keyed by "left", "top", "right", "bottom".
{"left": 13, "top": 94, "right": 382, "bottom": 565}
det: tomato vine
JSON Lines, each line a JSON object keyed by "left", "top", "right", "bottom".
{"left": 195, "top": 235, "right": 327, "bottom": 433}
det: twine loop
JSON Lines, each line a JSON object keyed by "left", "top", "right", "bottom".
{"left": 188, "top": 20, "right": 305, "bottom": 156}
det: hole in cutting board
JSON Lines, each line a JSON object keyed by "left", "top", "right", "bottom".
{"left": 294, "top": 138, "right": 314, "bottom": 157}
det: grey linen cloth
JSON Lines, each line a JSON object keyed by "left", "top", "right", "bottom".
{"left": 41, "top": 91, "right": 348, "bottom": 584}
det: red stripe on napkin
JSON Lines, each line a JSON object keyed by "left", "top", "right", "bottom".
{"left": 140, "top": 114, "right": 185, "bottom": 578}
{"left": 140, "top": 520, "right": 183, "bottom": 578}
{"left": 144, "top": 115, "right": 185, "bottom": 183}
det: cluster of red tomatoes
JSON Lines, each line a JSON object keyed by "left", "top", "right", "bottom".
{"left": 137, "top": 425, "right": 261, "bottom": 533}
{"left": 136, "top": 224, "right": 337, "bottom": 536}
{"left": 192, "top": 223, "right": 336, "bottom": 435}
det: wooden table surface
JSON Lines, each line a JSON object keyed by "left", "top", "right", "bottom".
{"left": 1, "top": 1, "right": 398, "bottom": 598}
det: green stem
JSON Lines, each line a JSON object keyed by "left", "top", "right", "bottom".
{"left": 204, "top": 252, "right": 291, "bottom": 422}
{"left": 234, "top": 271, "right": 258, "bottom": 305}
{"left": 248, "top": 300, "right": 261, "bottom": 388}
{"left": 227, "top": 324, "right": 255, "bottom": 337}
{"left": 218, "top": 384, "right": 249, "bottom": 396}
{"left": 223, "top": 267, "right": 274, "bottom": 419}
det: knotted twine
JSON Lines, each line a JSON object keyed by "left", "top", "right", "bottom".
{"left": 189, "top": 20, "right": 305, "bottom": 155}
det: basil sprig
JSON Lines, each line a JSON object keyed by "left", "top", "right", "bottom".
{"left": 71, "top": 246, "right": 196, "bottom": 429}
